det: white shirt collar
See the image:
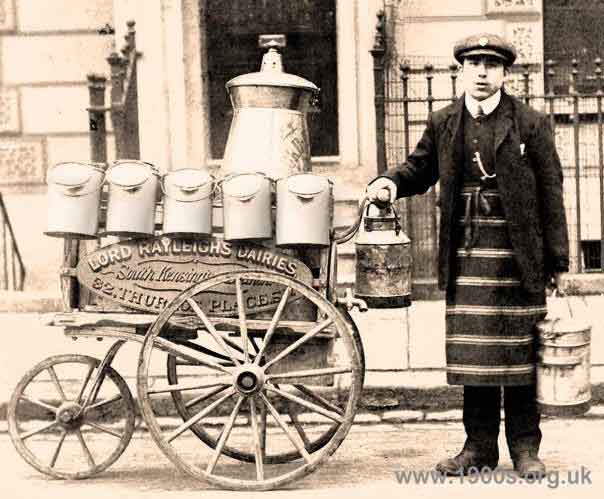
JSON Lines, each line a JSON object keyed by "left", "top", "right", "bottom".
{"left": 465, "top": 90, "right": 502, "bottom": 118}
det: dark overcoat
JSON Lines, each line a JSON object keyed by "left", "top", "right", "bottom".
{"left": 381, "top": 91, "right": 569, "bottom": 293}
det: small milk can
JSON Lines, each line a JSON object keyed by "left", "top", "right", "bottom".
{"left": 276, "top": 174, "right": 332, "bottom": 247}
{"left": 222, "top": 46, "right": 318, "bottom": 180}
{"left": 104, "top": 160, "right": 160, "bottom": 237}
{"left": 221, "top": 172, "right": 272, "bottom": 241}
{"left": 354, "top": 201, "right": 412, "bottom": 308}
{"left": 45, "top": 162, "right": 105, "bottom": 239}
{"left": 161, "top": 168, "right": 214, "bottom": 236}
{"left": 536, "top": 294, "right": 591, "bottom": 416}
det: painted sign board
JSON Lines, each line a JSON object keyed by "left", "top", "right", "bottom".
{"left": 76, "top": 236, "right": 313, "bottom": 316}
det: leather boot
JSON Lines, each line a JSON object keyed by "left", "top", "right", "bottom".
{"left": 436, "top": 444, "right": 499, "bottom": 475}
{"left": 513, "top": 449, "right": 546, "bottom": 479}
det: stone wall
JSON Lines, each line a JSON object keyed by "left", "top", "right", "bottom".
{"left": 0, "top": 0, "right": 115, "bottom": 291}
{"left": 389, "top": 0, "right": 543, "bottom": 94}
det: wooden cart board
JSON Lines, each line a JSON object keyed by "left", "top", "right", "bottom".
{"left": 76, "top": 236, "right": 313, "bottom": 316}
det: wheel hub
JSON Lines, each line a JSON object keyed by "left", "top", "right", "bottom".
{"left": 233, "top": 364, "right": 265, "bottom": 395}
{"left": 56, "top": 401, "right": 83, "bottom": 429}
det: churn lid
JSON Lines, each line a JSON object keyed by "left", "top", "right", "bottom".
{"left": 286, "top": 174, "right": 330, "bottom": 198}
{"left": 222, "top": 173, "right": 266, "bottom": 200}
{"left": 226, "top": 47, "right": 318, "bottom": 92}
{"left": 165, "top": 168, "right": 212, "bottom": 191}
{"left": 48, "top": 162, "right": 101, "bottom": 187}
{"left": 107, "top": 161, "right": 157, "bottom": 188}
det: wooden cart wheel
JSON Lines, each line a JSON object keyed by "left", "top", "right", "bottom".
{"left": 8, "top": 354, "right": 136, "bottom": 479}
{"left": 138, "top": 270, "right": 364, "bottom": 490}
{"left": 166, "top": 352, "right": 339, "bottom": 464}
{"left": 163, "top": 307, "right": 363, "bottom": 464}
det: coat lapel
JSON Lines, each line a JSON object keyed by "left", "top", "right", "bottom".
{"left": 493, "top": 93, "right": 514, "bottom": 153}
{"left": 445, "top": 97, "right": 465, "bottom": 171}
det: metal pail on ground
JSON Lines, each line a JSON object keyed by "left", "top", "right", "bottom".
{"left": 161, "top": 168, "right": 213, "bottom": 236}
{"left": 221, "top": 173, "right": 272, "bottom": 241}
{"left": 276, "top": 174, "right": 332, "bottom": 247}
{"left": 104, "top": 160, "right": 160, "bottom": 237}
{"left": 536, "top": 295, "right": 591, "bottom": 416}
{"left": 45, "top": 162, "right": 105, "bottom": 239}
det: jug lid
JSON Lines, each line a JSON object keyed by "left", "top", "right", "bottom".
{"left": 286, "top": 174, "right": 330, "bottom": 196}
{"left": 226, "top": 48, "right": 318, "bottom": 92}
{"left": 164, "top": 168, "right": 212, "bottom": 190}
{"left": 107, "top": 162, "right": 154, "bottom": 188}
{"left": 222, "top": 173, "right": 266, "bottom": 199}
{"left": 48, "top": 162, "right": 100, "bottom": 187}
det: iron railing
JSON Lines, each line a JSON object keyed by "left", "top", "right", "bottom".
{"left": 0, "top": 192, "right": 26, "bottom": 291}
{"left": 371, "top": 12, "right": 604, "bottom": 291}
{"left": 87, "top": 20, "right": 141, "bottom": 164}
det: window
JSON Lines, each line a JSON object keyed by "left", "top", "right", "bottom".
{"left": 203, "top": 0, "right": 338, "bottom": 159}
{"left": 582, "top": 240, "right": 602, "bottom": 271}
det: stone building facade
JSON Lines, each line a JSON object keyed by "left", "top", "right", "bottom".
{"left": 0, "top": 0, "right": 596, "bottom": 291}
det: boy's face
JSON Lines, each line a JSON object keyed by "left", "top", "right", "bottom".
{"left": 461, "top": 55, "right": 507, "bottom": 100}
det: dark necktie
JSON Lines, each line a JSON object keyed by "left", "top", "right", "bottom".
{"left": 476, "top": 104, "right": 485, "bottom": 120}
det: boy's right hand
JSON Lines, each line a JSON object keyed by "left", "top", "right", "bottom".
{"left": 365, "top": 177, "right": 397, "bottom": 204}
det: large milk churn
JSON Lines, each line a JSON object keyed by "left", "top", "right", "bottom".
{"left": 222, "top": 172, "right": 272, "bottom": 241}
{"left": 45, "top": 162, "right": 105, "bottom": 239}
{"left": 536, "top": 294, "right": 591, "bottom": 416}
{"left": 161, "top": 168, "right": 213, "bottom": 236}
{"left": 104, "top": 160, "right": 160, "bottom": 237}
{"left": 222, "top": 45, "right": 318, "bottom": 180}
{"left": 354, "top": 201, "right": 412, "bottom": 308}
{"left": 276, "top": 173, "right": 332, "bottom": 247}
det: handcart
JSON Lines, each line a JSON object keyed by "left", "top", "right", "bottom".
{"left": 8, "top": 47, "right": 410, "bottom": 491}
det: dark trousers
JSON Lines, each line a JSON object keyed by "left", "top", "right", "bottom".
{"left": 463, "top": 385, "right": 542, "bottom": 461}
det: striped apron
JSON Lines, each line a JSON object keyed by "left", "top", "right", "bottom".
{"left": 445, "top": 185, "right": 547, "bottom": 386}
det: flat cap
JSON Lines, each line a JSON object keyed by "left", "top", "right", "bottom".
{"left": 453, "top": 33, "right": 517, "bottom": 66}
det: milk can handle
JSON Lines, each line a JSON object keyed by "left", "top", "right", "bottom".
{"left": 59, "top": 182, "right": 104, "bottom": 197}
{"left": 551, "top": 288, "right": 574, "bottom": 318}
{"left": 333, "top": 188, "right": 394, "bottom": 244}
{"left": 541, "top": 289, "right": 584, "bottom": 341}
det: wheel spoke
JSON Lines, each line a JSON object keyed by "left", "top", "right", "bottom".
{"left": 49, "top": 430, "right": 67, "bottom": 468}
{"left": 259, "top": 392, "right": 312, "bottom": 464}
{"left": 75, "top": 429, "right": 96, "bottom": 468}
{"left": 85, "top": 421, "right": 123, "bottom": 438}
{"left": 287, "top": 404, "right": 311, "bottom": 448}
{"left": 263, "top": 318, "right": 333, "bottom": 372}
{"left": 167, "top": 388, "right": 235, "bottom": 443}
{"left": 265, "top": 385, "right": 344, "bottom": 424}
{"left": 20, "top": 421, "right": 60, "bottom": 440}
{"left": 148, "top": 378, "right": 231, "bottom": 395}
{"left": 250, "top": 336, "right": 261, "bottom": 354}
{"left": 85, "top": 393, "right": 123, "bottom": 412}
{"left": 254, "top": 287, "right": 291, "bottom": 366}
{"left": 266, "top": 366, "right": 352, "bottom": 381}
{"left": 206, "top": 395, "right": 244, "bottom": 474}
{"left": 293, "top": 385, "right": 345, "bottom": 417}
{"left": 153, "top": 337, "right": 232, "bottom": 375}
{"left": 259, "top": 400, "right": 267, "bottom": 459}
{"left": 249, "top": 399, "right": 264, "bottom": 480}
{"left": 187, "top": 298, "right": 241, "bottom": 366}
{"left": 20, "top": 395, "right": 58, "bottom": 414}
{"left": 235, "top": 278, "right": 249, "bottom": 363}
{"left": 47, "top": 366, "right": 67, "bottom": 401}
{"left": 76, "top": 365, "right": 96, "bottom": 404}
{"left": 184, "top": 385, "right": 230, "bottom": 410}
